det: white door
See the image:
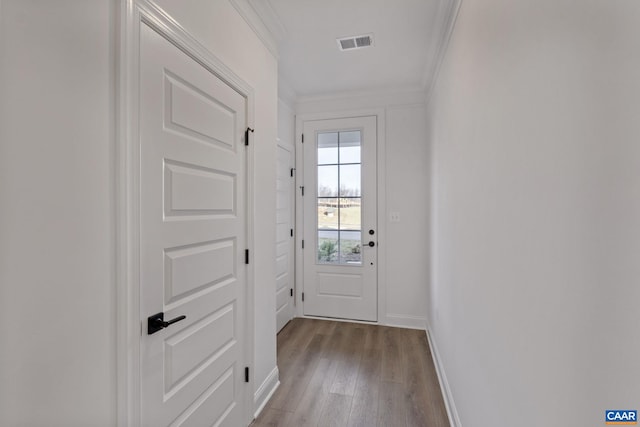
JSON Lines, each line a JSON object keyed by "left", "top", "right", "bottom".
{"left": 276, "top": 143, "right": 295, "bottom": 332}
{"left": 139, "top": 23, "right": 248, "bottom": 426}
{"left": 302, "top": 116, "right": 377, "bottom": 321}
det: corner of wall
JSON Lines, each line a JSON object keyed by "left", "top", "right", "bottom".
{"left": 278, "top": 74, "right": 297, "bottom": 110}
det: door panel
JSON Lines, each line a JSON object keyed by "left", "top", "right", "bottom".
{"left": 276, "top": 144, "right": 295, "bottom": 332}
{"left": 302, "top": 117, "right": 377, "bottom": 321}
{"left": 140, "top": 23, "right": 247, "bottom": 426}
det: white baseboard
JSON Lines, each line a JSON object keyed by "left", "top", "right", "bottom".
{"left": 426, "top": 328, "right": 462, "bottom": 427}
{"left": 253, "top": 366, "right": 279, "bottom": 419}
{"left": 384, "top": 313, "right": 428, "bottom": 330}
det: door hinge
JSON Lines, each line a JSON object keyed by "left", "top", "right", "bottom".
{"left": 302, "top": 292, "right": 305, "bottom": 302}
{"left": 300, "top": 186, "right": 304, "bottom": 196}
{"left": 302, "top": 239, "right": 304, "bottom": 249}
{"left": 245, "top": 367, "right": 249, "bottom": 383}
{"left": 290, "top": 228, "right": 293, "bottom": 237}
{"left": 290, "top": 288, "right": 293, "bottom": 297}
{"left": 301, "top": 133, "right": 304, "bottom": 143}
{"left": 245, "top": 127, "right": 254, "bottom": 146}
{"left": 290, "top": 168, "right": 295, "bottom": 177}
{"left": 245, "top": 249, "right": 249, "bottom": 264}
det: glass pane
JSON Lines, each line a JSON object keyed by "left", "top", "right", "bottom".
{"left": 339, "top": 198, "right": 361, "bottom": 231}
{"left": 340, "top": 145, "right": 361, "bottom": 164}
{"left": 318, "top": 132, "right": 338, "bottom": 165}
{"left": 340, "top": 231, "right": 362, "bottom": 264}
{"left": 339, "top": 164, "right": 361, "bottom": 197}
{"left": 339, "top": 131, "right": 361, "bottom": 163}
{"left": 318, "top": 165, "right": 338, "bottom": 197}
{"left": 317, "top": 199, "right": 338, "bottom": 230}
{"left": 318, "top": 230, "right": 339, "bottom": 264}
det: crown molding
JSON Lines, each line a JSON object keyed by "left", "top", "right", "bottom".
{"left": 228, "top": 0, "right": 280, "bottom": 58}
{"left": 296, "top": 85, "right": 427, "bottom": 107}
{"left": 423, "top": 0, "right": 463, "bottom": 104}
{"left": 248, "top": 0, "right": 287, "bottom": 42}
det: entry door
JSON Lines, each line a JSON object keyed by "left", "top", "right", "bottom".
{"left": 139, "top": 23, "right": 248, "bottom": 426}
{"left": 302, "top": 116, "right": 377, "bottom": 321}
{"left": 276, "top": 144, "right": 295, "bottom": 332}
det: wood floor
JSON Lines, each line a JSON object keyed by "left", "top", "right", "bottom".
{"left": 251, "top": 318, "right": 450, "bottom": 427}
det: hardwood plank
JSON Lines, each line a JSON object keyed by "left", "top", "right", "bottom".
{"left": 289, "top": 357, "right": 337, "bottom": 426}
{"left": 357, "top": 344, "right": 382, "bottom": 387}
{"left": 330, "top": 325, "right": 365, "bottom": 396}
{"left": 402, "top": 328, "right": 449, "bottom": 427}
{"left": 347, "top": 333, "right": 382, "bottom": 426}
{"left": 420, "top": 331, "right": 450, "bottom": 426}
{"left": 314, "top": 317, "right": 338, "bottom": 336}
{"left": 381, "top": 327, "right": 405, "bottom": 383}
{"left": 250, "top": 408, "right": 294, "bottom": 427}
{"left": 347, "top": 383, "right": 379, "bottom": 427}
{"left": 363, "top": 323, "right": 383, "bottom": 351}
{"left": 276, "top": 318, "right": 320, "bottom": 378}
{"left": 377, "top": 380, "right": 407, "bottom": 427}
{"left": 318, "top": 393, "right": 353, "bottom": 427}
{"left": 268, "top": 332, "right": 329, "bottom": 411}
{"left": 402, "top": 329, "right": 432, "bottom": 427}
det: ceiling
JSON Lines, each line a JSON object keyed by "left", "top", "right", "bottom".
{"left": 248, "top": 0, "right": 452, "bottom": 98}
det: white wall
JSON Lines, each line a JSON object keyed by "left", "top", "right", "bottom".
{"left": 427, "top": 0, "right": 640, "bottom": 425}
{"left": 0, "top": 0, "right": 278, "bottom": 424}
{"left": 0, "top": 1, "right": 116, "bottom": 425}
{"left": 278, "top": 98, "right": 295, "bottom": 149}
{"left": 296, "top": 90, "right": 430, "bottom": 328}
{"left": 385, "top": 105, "right": 430, "bottom": 325}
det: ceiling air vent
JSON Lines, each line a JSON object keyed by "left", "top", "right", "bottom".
{"left": 337, "top": 33, "right": 374, "bottom": 51}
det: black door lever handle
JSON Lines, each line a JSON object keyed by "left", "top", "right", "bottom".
{"left": 148, "top": 312, "right": 186, "bottom": 335}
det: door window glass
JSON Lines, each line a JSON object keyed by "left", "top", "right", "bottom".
{"left": 317, "top": 131, "right": 362, "bottom": 265}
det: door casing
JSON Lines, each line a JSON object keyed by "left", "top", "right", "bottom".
{"left": 117, "top": 1, "right": 256, "bottom": 425}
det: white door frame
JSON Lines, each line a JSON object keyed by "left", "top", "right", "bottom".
{"left": 295, "top": 108, "right": 387, "bottom": 324}
{"left": 116, "top": 1, "right": 256, "bottom": 425}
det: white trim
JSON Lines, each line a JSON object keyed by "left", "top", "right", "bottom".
{"left": 295, "top": 109, "right": 386, "bottom": 129}
{"left": 117, "top": 1, "right": 256, "bottom": 425}
{"left": 426, "top": 328, "right": 462, "bottom": 427}
{"left": 424, "top": 0, "right": 464, "bottom": 105}
{"left": 252, "top": 367, "right": 280, "bottom": 419}
{"left": 248, "top": 0, "right": 287, "bottom": 42}
{"left": 294, "top": 108, "right": 386, "bottom": 323}
{"left": 299, "top": 314, "right": 424, "bottom": 331}
{"left": 376, "top": 110, "right": 387, "bottom": 326}
{"left": 419, "top": 0, "right": 456, "bottom": 90}
{"left": 296, "top": 86, "right": 425, "bottom": 108}
{"left": 294, "top": 117, "right": 304, "bottom": 316}
{"left": 385, "top": 314, "right": 427, "bottom": 330}
{"left": 300, "top": 315, "right": 378, "bottom": 325}
{"left": 116, "top": 1, "right": 141, "bottom": 424}
{"left": 228, "top": 0, "right": 279, "bottom": 59}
